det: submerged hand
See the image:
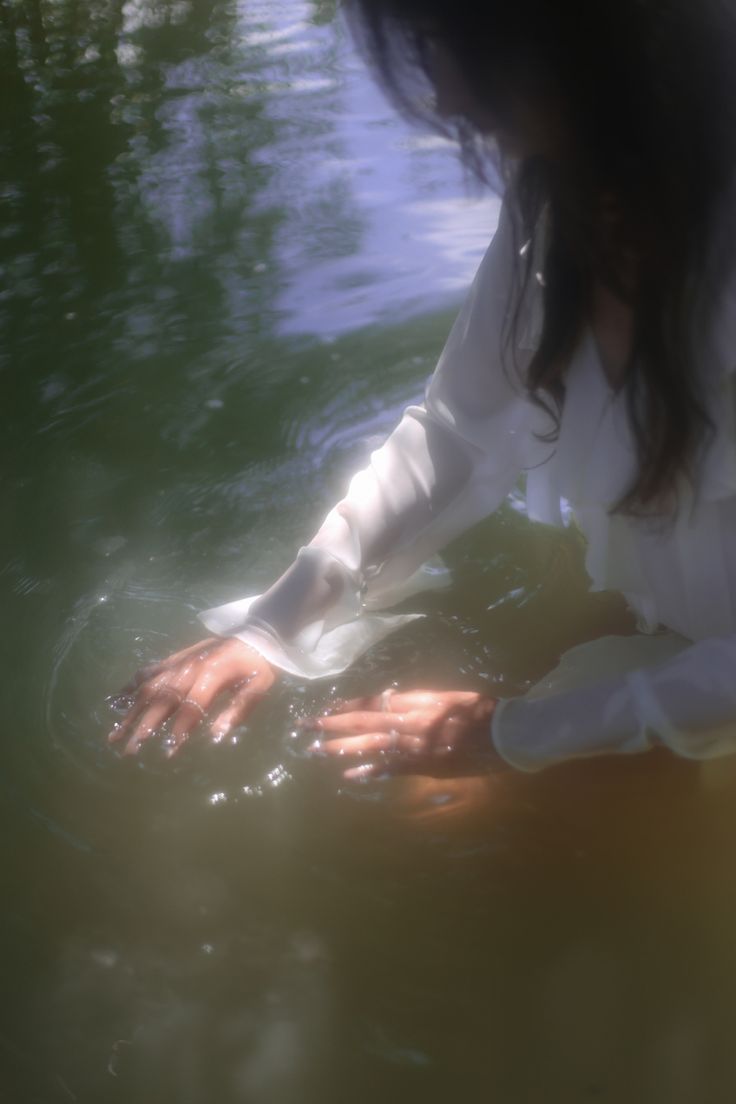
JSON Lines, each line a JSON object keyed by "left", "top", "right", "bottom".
{"left": 108, "top": 637, "right": 277, "bottom": 758}
{"left": 306, "top": 688, "right": 500, "bottom": 780}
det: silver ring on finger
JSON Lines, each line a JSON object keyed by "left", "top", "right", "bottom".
{"left": 381, "top": 688, "right": 393, "bottom": 713}
{"left": 182, "top": 698, "right": 206, "bottom": 718}
{"left": 158, "top": 686, "right": 183, "bottom": 705}
{"left": 387, "top": 727, "right": 400, "bottom": 752}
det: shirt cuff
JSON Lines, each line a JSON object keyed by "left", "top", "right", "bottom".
{"left": 490, "top": 697, "right": 547, "bottom": 772}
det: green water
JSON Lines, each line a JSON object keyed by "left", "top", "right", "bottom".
{"left": 5, "top": 2, "right": 736, "bottom": 1101}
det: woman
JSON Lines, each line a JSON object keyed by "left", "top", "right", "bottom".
{"left": 110, "top": 0, "right": 736, "bottom": 779}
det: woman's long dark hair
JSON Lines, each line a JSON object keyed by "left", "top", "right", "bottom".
{"left": 345, "top": 0, "right": 736, "bottom": 513}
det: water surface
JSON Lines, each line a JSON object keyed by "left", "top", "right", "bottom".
{"left": 4, "top": 2, "right": 736, "bottom": 1101}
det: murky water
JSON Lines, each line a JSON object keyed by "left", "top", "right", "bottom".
{"left": 5, "top": 2, "right": 736, "bottom": 1101}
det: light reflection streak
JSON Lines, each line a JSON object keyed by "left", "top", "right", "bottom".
{"left": 207, "top": 763, "right": 293, "bottom": 806}
{"left": 232, "top": 0, "right": 497, "bottom": 336}
{"left": 58, "top": 0, "right": 503, "bottom": 339}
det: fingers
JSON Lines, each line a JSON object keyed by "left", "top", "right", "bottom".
{"left": 108, "top": 663, "right": 196, "bottom": 746}
{"left": 114, "top": 659, "right": 201, "bottom": 755}
{"left": 343, "top": 763, "right": 380, "bottom": 781}
{"left": 110, "top": 640, "right": 280, "bottom": 759}
{"left": 161, "top": 659, "right": 256, "bottom": 758}
{"left": 335, "top": 689, "right": 480, "bottom": 714}
{"left": 312, "top": 731, "right": 425, "bottom": 758}
{"left": 305, "top": 687, "right": 496, "bottom": 781}
{"left": 117, "top": 687, "right": 190, "bottom": 757}
{"left": 209, "top": 667, "right": 275, "bottom": 744}
{"left": 312, "top": 729, "right": 426, "bottom": 785}
{"left": 310, "top": 710, "right": 417, "bottom": 737}
{"left": 117, "top": 638, "right": 219, "bottom": 694}
{"left": 110, "top": 637, "right": 274, "bottom": 759}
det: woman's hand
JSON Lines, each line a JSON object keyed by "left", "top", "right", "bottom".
{"left": 108, "top": 637, "right": 278, "bottom": 758}
{"left": 305, "top": 688, "right": 501, "bottom": 780}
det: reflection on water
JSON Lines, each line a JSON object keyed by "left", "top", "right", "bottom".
{"left": 4, "top": 1, "right": 736, "bottom": 1102}
{"left": 3, "top": 0, "right": 494, "bottom": 362}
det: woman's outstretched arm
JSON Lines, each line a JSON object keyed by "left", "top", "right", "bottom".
{"left": 110, "top": 201, "right": 547, "bottom": 758}
{"left": 302, "top": 634, "right": 736, "bottom": 778}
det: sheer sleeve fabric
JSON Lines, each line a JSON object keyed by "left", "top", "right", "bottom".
{"left": 491, "top": 633, "right": 736, "bottom": 771}
{"left": 199, "top": 203, "right": 548, "bottom": 678}
{"left": 489, "top": 256, "right": 736, "bottom": 773}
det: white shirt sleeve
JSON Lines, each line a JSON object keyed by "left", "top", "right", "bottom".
{"left": 491, "top": 633, "right": 736, "bottom": 770}
{"left": 199, "top": 201, "right": 548, "bottom": 678}
{"left": 199, "top": 193, "right": 736, "bottom": 772}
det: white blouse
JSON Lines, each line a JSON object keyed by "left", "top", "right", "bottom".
{"left": 200, "top": 200, "right": 736, "bottom": 772}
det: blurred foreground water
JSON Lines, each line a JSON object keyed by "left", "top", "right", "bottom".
{"left": 4, "top": 2, "right": 736, "bottom": 1101}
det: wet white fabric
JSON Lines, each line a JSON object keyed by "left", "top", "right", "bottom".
{"left": 200, "top": 198, "right": 736, "bottom": 771}
{"left": 492, "top": 632, "right": 736, "bottom": 771}
{"left": 201, "top": 201, "right": 553, "bottom": 676}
